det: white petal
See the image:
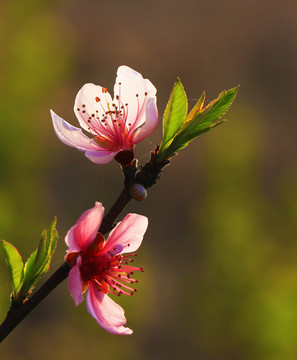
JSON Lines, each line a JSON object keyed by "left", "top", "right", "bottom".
{"left": 131, "top": 96, "right": 159, "bottom": 143}
{"left": 114, "top": 66, "right": 157, "bottom": 131}
{"left": 74, "top": 83, "right": 113, "bottom": 134}
{"left": 51, "top": 110, "right": 99, "bottom": 151}
{"left": 85, "top": 149, "right": 119, "bottom": 164}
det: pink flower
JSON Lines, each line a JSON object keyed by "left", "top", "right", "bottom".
{"left": 51, "top": 65, "right": 158, "bottom": 164}
{"left": 65, "top": 202, "right": 148, "bottom": 335}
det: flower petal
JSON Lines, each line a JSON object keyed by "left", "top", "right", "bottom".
{"left": 68, "top": 257, "right": 84, "bottom": 305}
{"left": 103, "top": 213, "right": 148, "bottom": 255}
{"left": 86, "top": 283, "right": 133, "bottom": 335}
{"left": 65, "top": 202, "right": 104, "bottom": 252}
{"left": 114, "top": 66, "right": 157, "bottom": 133}
{"left": 85, "top": 149, "right": 119, "bottom": 164}
{"left": 131, "top": 96, "right": 159, "bottom": 144}
{"left": 74, "top": 83, "right": 113, "bottom": 134}
{"left": 50, "top": 110, "right": 99, "bottom": 151}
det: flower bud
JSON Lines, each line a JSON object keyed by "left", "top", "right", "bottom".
{"left": 130, "top": 184, "right": 147, "bottom": 201}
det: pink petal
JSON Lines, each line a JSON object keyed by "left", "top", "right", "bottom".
{"left": 114, "top": 66, "right": 157, "bottom": 133}
{"left": 65, "top": 202, "right": 104, "bottom": 252}
{"left": 131, "top": 96, "right": 159, "bottom": 144}
{"left": 50, "top": 110, "right": 99, "bottom": 151}
{"left": 85, "top": 149, "right": 119, "bottom": 164}
{"left": 103, "top": 214, "right": 148, "bottom": 255}
{"left": 68, "top": 257, "right": 84, "bottom": 305}
{"left": 86, "top": 283, "right": 133, "bottom": 335}
{"left": 74, "top": 83, "right": 113, "bottom": 134}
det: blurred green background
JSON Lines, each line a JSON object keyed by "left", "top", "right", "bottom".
{"left": 1, "top": 0, "right": 297, "bottom": 359}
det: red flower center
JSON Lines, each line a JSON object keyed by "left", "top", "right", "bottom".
{"left": 66, "top": 233, "right": 143, "bottom": 296}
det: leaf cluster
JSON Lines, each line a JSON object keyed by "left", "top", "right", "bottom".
{"left": 156, "top": 79, "right": 239, "bottom": 162}
{"left": 1, "top": 218, "right": 58, "bottom": 303}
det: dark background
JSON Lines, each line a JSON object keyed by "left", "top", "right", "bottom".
{"left": 1, "top": 1, "right": 297, "bottom": 359}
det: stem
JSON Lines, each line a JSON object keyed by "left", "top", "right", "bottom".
{"left": 0, "top": 148, "right": 168, "bottom": 342}
{"left": 99, "top": 186, "right": 131, "bottom": 235}
{"left": 0, "top": 262, "right": 71, "bottom": 342}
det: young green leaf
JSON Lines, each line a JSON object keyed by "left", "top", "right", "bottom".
{"left": 182, "top": 86, "right": 239, "bottom": 138}
{"left": 159, "top": 78, "right": 188, "bottom": 152}
{"left": 20, "top": 218, "right": 58, "bottom": 296}
{"left": 1, "top": 240, "right": 24, "bottom": 299}
{"left": 183, "top": 91, "right": 206, "bottom": 125}
{"left": 159, "top": 86, "right": 239, "bottom": 160}
{"left": 21, "top": 248, "right": 39, "bottom": 295}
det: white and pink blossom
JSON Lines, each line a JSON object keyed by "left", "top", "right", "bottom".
{"left": 65, "top": 202, "right": 148, "bottom": 335}
{"left": 51, "top": 66, "right": 158, "bottom": 164}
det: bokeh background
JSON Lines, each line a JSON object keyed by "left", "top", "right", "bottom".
{"left": 1, "top": 0, "right": 297, "bottom": 359}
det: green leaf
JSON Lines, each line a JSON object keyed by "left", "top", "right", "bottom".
{"left": 1, "top": 240, "right": 24, "bottom": 299}
{"left": 162, "top": 86, "right": 239, "bottom": 159}
{"left": 21, "top": 249, "right": 39, "bottom": 294}
{"left": 20, "top": 217, "right": 58, "bottom": 296}
{"left": 183, "top": 91, "right": 206, "bottom": 125}
{"left": 159, "top": 78, "right": 188, "bottom": 152}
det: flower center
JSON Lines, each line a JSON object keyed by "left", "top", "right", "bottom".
{"left": 76, "top": 84, "right": 149, "bottom": 151}
{"left": 66, "top": 234, "right": 144, "bottom": 296}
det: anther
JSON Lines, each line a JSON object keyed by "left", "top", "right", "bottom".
{"left": 102, "top": 88, "right": 108, "bottom": 93}
{"left": 95, "top": 97, "right": 100, "bottom": 102}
